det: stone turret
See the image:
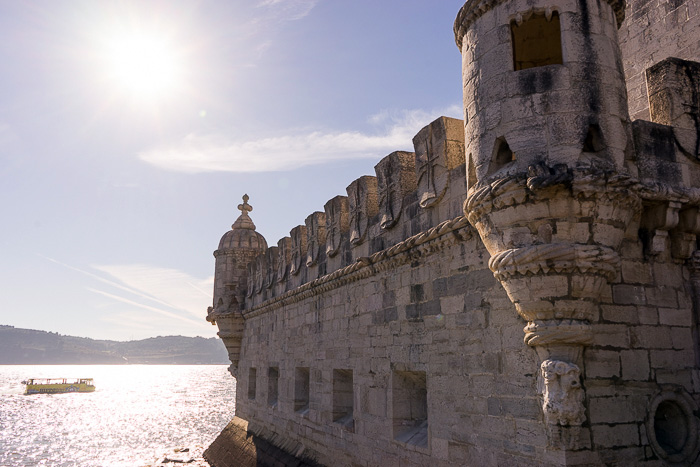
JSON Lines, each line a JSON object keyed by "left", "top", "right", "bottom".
{"left": 455, "top": 0, "right": 642, "bottom": 451}
{"left": 207, "top": 195, "right": 267, "bottom": 376}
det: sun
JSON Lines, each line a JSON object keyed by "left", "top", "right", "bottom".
{"left": 102, "top": 30, "right": 183, "bottom": 103}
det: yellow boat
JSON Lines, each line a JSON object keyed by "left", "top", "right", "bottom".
{"left": 22, "top": 378, "right": 95, "bottom": 395}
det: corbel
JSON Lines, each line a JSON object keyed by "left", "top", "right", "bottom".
{"left": 671, "top": 206, "right": 700, "bottom": 259}
{"left": 640, "top": 201, "right": 682, "bottom": 255}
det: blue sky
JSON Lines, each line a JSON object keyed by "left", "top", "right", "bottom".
{"left": 0, "top": 0, "right": 465, "bottom": 341}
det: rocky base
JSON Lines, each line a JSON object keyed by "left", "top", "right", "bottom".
{"left": 204, "top": 417, "right": 322, "bottom": 467}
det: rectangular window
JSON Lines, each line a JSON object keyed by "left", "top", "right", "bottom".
{"left": 332, "top": 369, "right": 354, "bottom": 430}
{"left": 267, "top": 367, "right": 279, "bottom": 408}
{"left": 248, "top": 367, "right": 257, "bottom": 400}
{"left": 511, "top": 11, "right": 562, "bottom": 71}
{"left": 392, "top": 370, "right": 428, "bottom": 447}
{"left": 294, "top": 367, "right": 310, "bottom": 414}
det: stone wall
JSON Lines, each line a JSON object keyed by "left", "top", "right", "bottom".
{"left": 205, "top": 0, "right": 700, "bottom": 464}
{"left": 619, "top": 0, "right": 700, "bottom": 121}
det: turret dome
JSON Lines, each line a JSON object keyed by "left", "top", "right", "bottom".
{"left": 216, "top": 194, "right": 268, "bottom": 252}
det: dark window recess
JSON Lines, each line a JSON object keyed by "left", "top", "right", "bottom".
{"left": 511, "top": 12, "right": 563, "bottom": 71}
{"left": 294, "top": 367, "right": 310, "bottom": 414}
{"left": 582, "top": 124, "right": 605, "bottom": 153}
{"left": 248, "top": 368, "right": 257, "bottom": 400}
{"left": 488, "top": 137, "right": 516, "bottom": 175}
{"left": 332, "top": 369, "right": 354, "bottom": 430}
{"left": 267, "top": 367, "right": 279, "bottom": 407}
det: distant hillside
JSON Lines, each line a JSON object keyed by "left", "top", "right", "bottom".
{"left": 0, "top": 325, "right": 229, "bottom": 364}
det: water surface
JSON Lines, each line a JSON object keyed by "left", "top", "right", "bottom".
{"left": 0, "top": 365, "right": 236, "bottom": 467}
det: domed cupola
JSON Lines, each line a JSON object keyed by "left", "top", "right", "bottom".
{"left": 206, "top": 195, "right": 267, "bottom": 377}
{"left": 216, "top": 194, "right": 267, "bottom": 252}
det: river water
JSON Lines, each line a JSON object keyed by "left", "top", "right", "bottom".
{"left": 0, "top": 365, "right": 236, "bottom": 467}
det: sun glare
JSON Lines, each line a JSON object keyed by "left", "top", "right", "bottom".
{"left": 103, "top": 31, "right": 182, "bottom": 103}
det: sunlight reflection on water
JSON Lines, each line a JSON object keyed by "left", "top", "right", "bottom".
{"left": 0, "top": 365, "right": 236, "bottom": 467}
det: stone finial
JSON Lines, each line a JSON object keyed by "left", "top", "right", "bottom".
{"left": 232, "top": 194, "right": 256, "bottom": 230}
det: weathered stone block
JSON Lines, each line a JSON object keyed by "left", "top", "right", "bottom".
{"left": 621, "top": 349, "right": 651, "bottom": 381}
{"left": 591, "top": 424, "right": 640, "bottom": 449}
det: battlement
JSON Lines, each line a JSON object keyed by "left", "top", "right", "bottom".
{"left": 244, "top": 116, "right": 467, "bottom": 312}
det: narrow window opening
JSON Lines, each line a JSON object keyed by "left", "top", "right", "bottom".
{"left": 392, "top": 370, "right": 428, "bottom": 448}
{"left": 511, "top": 11, "right": 563, "bottom": 71}
{"left": 333, "top": 369, "right": 354, "bottom": 430}
{"left": 294, "top": 367, "right": 310, "bottom": 415}
{"left": 248, "top": 368, "right": 257, "bottom": 400}
{"left": 582, "top": 124, "right": 605, "bottom": 153}
{"left": 488, "top": 137, "right": 516, "bottom": 175}
{"left": 267, "top": 367, "right": 279, "bottom": 408}
{"left": 467, "top": 153, "right": 478, "bottom": 188}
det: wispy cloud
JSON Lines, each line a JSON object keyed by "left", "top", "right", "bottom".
{"left": 87, "top": 287, "right": 204, "bottom": 327}
{"left": 38, "top": 254, "right": 214, "bottom": 335}
{"left": 256, "top": 0, "right": 319, "bottom": 21}
{"left": 91, "top": 264, "right": 213, "bottom": 320}
{"left": 139, "top": 105, "right": 462, "bottom": 173}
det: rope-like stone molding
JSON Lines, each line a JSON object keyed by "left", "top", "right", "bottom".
{"left": 489, "top": 243, "right": 620, "bottom": 281}
{"left": 464, "top": 166, "right": 699, "bottom": 224}
{"left": 524, "top": 319, "right": 593, "bottom": 346}
{"left": 242, "top": 216, "right": 473, "bottom": 319}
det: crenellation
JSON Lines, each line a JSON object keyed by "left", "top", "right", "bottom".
{"left": 205, "top": 1, "right": 700, "bottom": 466}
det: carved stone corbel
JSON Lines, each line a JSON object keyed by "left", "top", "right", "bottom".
{"left": 671, "top": 206, "right": 700, "bottom": 259}
{"left": 539, "top": 359, "right": 585, "bottom": 426}
{"left": 641, "top": 201, "right": 682, "bottom": 255}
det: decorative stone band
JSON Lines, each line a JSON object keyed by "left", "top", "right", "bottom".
{"left": 242, "top": 216, "right": 472, "bottom": 319}
{"left": 525, "top": 319, "right": 593, "bottom": 347}
{"left": 453, "top": 0, "right": 626, "bottom": 50}
{"left": 465, "top": 167, "right": 640, "bottom": 226}
{"left": 636, "top": 180, "right": 700, "bottom": 205}
{"left": 489, "top": 243, "right": 620, "bottom": 282}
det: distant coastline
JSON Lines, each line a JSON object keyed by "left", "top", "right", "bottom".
{"left": 0, "top": 325, "right": 228, "bottom": 365}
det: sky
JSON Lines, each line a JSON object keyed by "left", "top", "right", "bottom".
{"left": 0, "top": 0, "right": 466, "bottom": 341}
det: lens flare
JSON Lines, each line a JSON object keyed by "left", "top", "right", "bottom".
{"left": 102, "top": 30, "right": 182, "bottom": 102}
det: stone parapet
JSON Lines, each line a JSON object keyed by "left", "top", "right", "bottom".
{"left": 244, "top": 116, "right": 466, "bottom": 311}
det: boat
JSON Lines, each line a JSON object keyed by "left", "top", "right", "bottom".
{"left": 22, "top": 378, "right": 95, "bottom": 395}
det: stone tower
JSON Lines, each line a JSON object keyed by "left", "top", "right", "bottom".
{"left": 207, "top": 195, "right": 267, "bottom": 376}
{"left": 455, "top": 0, "right": 641, "bottom": 451}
